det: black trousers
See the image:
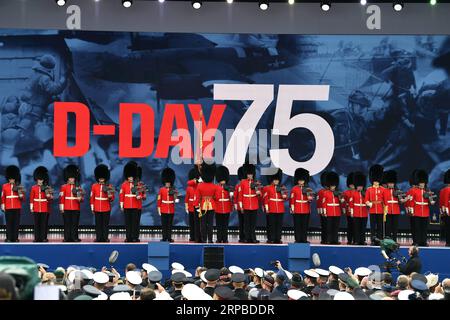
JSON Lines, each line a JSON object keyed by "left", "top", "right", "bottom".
{"left": 327, "top": 216, "right": 340, "bottom": 244}
{"left": 124, "top": 209, "right": 140, "bottom": 242}
{"left": 215, "top": 213, "right": 230, "bottom": 242}
{"left": 443, "top": 216, "right": 450, "bottom": 246}
{"left": 414, "top": 216, "right": 428, "bottom": 246}
{"left": 410, "top": 215, "right": 417, "bottom": 244}
{"left": 385, "top": 215, "right": 399, "bottom": 241}
{"left": 353, "top": 217, "right": 368, "bottom": 245}
{"left": 268, "top": 214, "right": 283, "bottom": 243}
{"left": 135, "top": 209, "right": 142, "bottom": 241}
{"left": 320, "top": 215, "right": 328, "bottom": 243}
{"left": 5, "top": 209, "right": 20, "bottom": 242}
{"left": 346, "top": 216, "right": 354, "bottom": 244}
{"left": 94, "top": 212, "right": 110, "bottom": 242}
{"left": 243, "top": 210, "right": 257, "bottom": 242}
{"left": 200, "top": 210, "right": 214, "bottom": 243}
{"left": 193, "top": 211, "right": 202, "bottom": 242}
{"left": 188, "top": 212, "right": 195, "bottom": 241}
{"left": 63, "top": 210, "right": 80, "bottom": 242}
{"left": 369, "top": 214, "right": 384, "bottom": 241}
{"left": 293, "top": 214, "right": 309, "bottom": 243}
{"left": 33, "top": 213, "right": 49, "bottom": 242}
{"left": 266, "top": 214, "right": 271, "bottom": 242}
{"left": 161, "top": 214, "right": 174, "bottom": 241}
{"left": 238, "top": 211, "right": 245, "bottom": 241}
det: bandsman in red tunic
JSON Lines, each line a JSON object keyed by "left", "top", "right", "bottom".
{"left": 439, "top": 169, "right": 450, "bottom": 246}
{"left": 342, "top": 172, "right": 355, "bottom": 245}
{"left": 30, "top": 166, "right": 53, "bottom": 242}
{"left": 59, "top": 164, "right": 83, "bottom": 242}
{"left": 317, "top": 171, "right": 329, "bottom": 244}
{"left": 158, "top": 167, "right": 178, "bottom": 242}
{"left": 1, "top": 165, "right": 25, "bottom": 242}
{"left": 364, "top": 164, "right": 385, "bottom": 245}
{"left": 234, "top": 166, "right": 245, "bottom": 243}
{"left": 238, "top": 164, "right": 261, "bottom": 243}
{"left": 135, "top": 165, "right": 148, "bottom": 241}
{"left": 194, "top": 162, "right": 217, "bottom": 243}
{"left": 185, "top": 166, "right": 200, "bottom": 242}
{"left": 289, "top": 168, "right": 313, "bottom": 243}
{"left": 90, "top": 164, "right": 114, "bottom": 242}
{"left": 263, "top": 169, "right": 287, "bottom": 244}
{"left": 349, "top": 172, "right": 368, "bottom": 245}
{"left": 408, "top": 169, "right": 436, "bottom": 247}
{"left": 321, "top": 171, "right": 343, "bottom": 244}
{"left": 214, "top": 165, "right": 232, "bottom": 243}
{"left": 382, "top": 170, "right": 406, "bottom": 242}
{"left": 119, "top": 162, "right": 143, "bottom": 242}
{"left": 405, "top": 170, "right": 418, "bottom": 245}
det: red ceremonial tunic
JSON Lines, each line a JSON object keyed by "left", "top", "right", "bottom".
{"left": 185, "top": 180, "right": 197, "bottom": 213}
{"left": 157, "top": 187, "right": 175, "bottom": 214}
{"left": 409, "top": 187, "right": 433, "bottom": 218}
{"left": 440, "top": 186, "right": 450, "bottom": 215}
{"left": 194, "top": 182, "right": 217, "bottom": 212}
{"left": 1, "top": 183, "right": 24, "bottom": 210}
{"left": 30, "top": 185, "right": 51, "bottom": 213}
{"left": 238, "top": 179, "right": 260, "bottom": 211}
{"left": 348, "top": 190, "right": 368, "bottom": 218}
{"left": 383, "top": 187, "right": 401, "bottom": 215}
{"left": 316, "top": 188, "right": 327, "bottom": 215}
{"left": 59, "top": 184, "right": 83, "bottom": 211}
{"left": 119, "top": 181, "right": 143, "bottom": 209}
{"left": 214, "top": 184, "right": 232, "bottom": 214}
{"left": 263, "top": 185, "right": 286, "bottom": 214}
{"left": 321, "top": 189, "right": 341, "bottom": 217}
{"left": 289, "top": 185, "right": 311, "bottom": 214}
{"left": 90, "top": 183, "right": 114, "bottom": 213}
{"left": 342, "top": 189, "right": 354, "bottom": 216}
{"left": 233, "top": 182, "right": 241, "bottom": 211}
{"left": 364, "top": 186, "right": 385, "bottom": 214}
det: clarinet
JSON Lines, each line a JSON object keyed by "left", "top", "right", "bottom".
{"left": 12, "top": 183, "right": 25, "bottom": 198}
{"left": 423, "top": 189, "right": 437, "bottom": 202}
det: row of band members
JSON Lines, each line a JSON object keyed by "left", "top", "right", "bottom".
{"left": 1, "top": 162, "right": 450, "bottom": 246}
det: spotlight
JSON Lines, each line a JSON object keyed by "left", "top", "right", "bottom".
{"left": 393, "top": 1, "right": 403, "bottom": 11}
{"left": 320, "top": 1, "right": 331, "bottom": 11}
{"left": 122, "top": 0, "right": 132, "bottom": 8}
{"left": 56, "top": 0, "right": 66, "bottom": 6}
{"left": 430, "top": 0, "right": 437, "bottom": 5}
{"left": 158, "top": 0, "right": 165, "bottom": 3}
{"left": 192, "top": 0, "right": 202, "bottom": 9}
{"left": 259, "top": 1, "right": 269, "bottom": 10}
{"left": 360, "top": 0, "right": 367, "bottom": 5}
{"left": 227, "top": 0, "right": 234, "bottom": 3}
{"left": 288, "top": 0, "right": 295, "bottom": 4}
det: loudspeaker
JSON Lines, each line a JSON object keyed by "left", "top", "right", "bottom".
{"left": 203, "top": 246, "right": 224, "bottom": 269}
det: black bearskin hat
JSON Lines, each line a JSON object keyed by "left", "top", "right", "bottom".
{"left": 33, "top": 166, "right": 49, "bottom": 184}
{"left": 445, "top": 169, "right": 450, "bottom": 184}
{"left": 63, "top": 164, "right": 80, "bottom": 183}
{"left": 369, "top": 164, "right": 384, "bottom": 184}
{"left": 294, "top": 168, "right": 310, "bottom": 185}
{"left": 414, "top": 169, "right": 428, "bottom": 184}
{"left": 5, "top": 165, "right": 21, "bottom": 184}
{"left": 243, "top": 163, "right": 256, "bottom": 178}
{"left": 237, "top": 166, "right": 245, "bottom": 181}
{"left": 382, "top": 170, "right": 397, "bottom": 184}
{"left": 320, "top": 171, "right": 329, "bottom": 188}
{"left": 267, "top": 168, "right": 282, "bottom": 184}
{"left": 123, "top": 161, "right": 138, "bottom": 180}
{"left": 353, "top": 171, "right": 366, "bottom": 188}
{"left": 201, "top": 162, "right": 216, "bottom": 183}
{"left": 161, "top": 167, "right": 176, "bottom": 185}
{"left": 346, "top": 172, "right": 355, "bottom": 188}
{"left": 325, "top": 171, "right": 339, "bottom": 188}
{"left": 95, "top": 164, "right": 110, "bottom": 182}
{"left": 188, "top": 166, "right": 201, "bottom": 181}
{"left": 216, "top": 166, "right": 230, "bottom": 184}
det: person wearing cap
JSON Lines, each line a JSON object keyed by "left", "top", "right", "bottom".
{"left": 1, "top": 165, "right": 25, "bottom": 242}
{"left": 315, "top": 269, "right": 330, "bottom": 291}
{"left": 264, "top": 169, "right": 287, "bottom": 244}
{"left": 349, "top": 172, "right": 368, "bottom": 245}
{"left": 90, "top": 164, "right": 114, "bottom": 242}
{"left": 426, "top": 273, "right": 439, "bottom": 293}
{"left": 238, "top": 164, "right": 261, "bottom": 243}
{"left": 185, "top": 166, "right": 200, "bottom": 242}
{"left": 170, "top": 272, "right": 186, "bottom": 300}
{"left": 218, "top": 267, "right": 232, "bottom": 288}
{"left": 158, "top": 167, "right": 177, "bottom": 242}
{"left": 92, "top": 271, "right": 109, "bottom": 293}
{"left": 261, "top": 274, "right": 275, "bottom": 294}
{"left": 289, "top": 168, "right": 313, "bottom": 244}
{"left": 365, "top": 165, "right": 385, "bottom": 245}
{"left": 231, "top": 272, "right": 247, "bottom": 300}
{"left": 30, "top": 166, "right": 53, "bottom": 242}
{"left": 139, "top": 287, "right": 156, "bottom": 300}
{"left": 194, "top": 162, "right": 217, "bottom": 243}
{"left": 321, "top": 171, "right": 343, "bottom": 245}
{"left": 342, "top": 172, "right": 355, "bottom": 245}
{"left": 203, "top": 268, "right": 220, "bottom": 297}
{"left": 126, "top": 271, "right": 143, "bottom": 299}
{"left": 303, "top": 270, "right": 319, "bottom": 295}
{"left": 382, "top": 170, "right": 405, "bottom": 242}
{"left": 397, "top": 246, "right": 422, "bottom": 275}
{"left": 119, "top": 162, "right": 144, "bottom": 242}
{"left": 328, "top": 266, "right": 344, "bottom": 290}
{"left": 59, "top": 164, "right": 84, "bottom": 242}
{"left": 214, "top": 285, "right": 234, "bottom": 300}
{"left": 289, "top": 273, "right": 304, "bottom": 290}
{"left": 439, "top": 169, "right": 450, "bottom": 246}
{"left": 214, "top": 166, "right": 232, "bottom": 243}
{"left": 408, "top": 170, "right": 436, "bottom": 246}
{"left": 234, "top": 166, "right": 246, "bottom": 243}
{"left": 252, "top": 268, "right": 264, "bottom": 289}
{"left": 317, "top": 171, "right": 329, "bottom": 244}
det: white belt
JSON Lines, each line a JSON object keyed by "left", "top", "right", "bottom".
{"left": 327, "top": 203, "right": 340, "bottom": 206}
{"left": 162, "top": 200, "right": 174, "bottom": 204}
{"left": 65, "top": 197, "right": 78, "bottom": 200}
{"left": 125, "top": 194, "right": 136, "bottom": 198}
{"left": 6, "top": 195, "right": 19, "bottom": 198}
{"left": 415, "top": 202, "right": 428, "bottom": 205}
{"left": 95, "top": 197, "right": 108, "bottom": 200}
{"left": 34, "top": 199, "right": 47, "bottom": 202}
{"left": 188, "top": 198, "right": 194, "bottom": 201}
{"left": 354, "top": 203, "right": 365, "bottom": 207}
{"left": 218, "top": 199, "right": 230, "bottom": 202}
{"left": 269, "top": 198, "right": 284, "bottom": 202}
{"left": 387, "top": 200, "right": 398, "bottom": 204}
{"left": 295, "top": 200, "right": 308, "bottom": 203}
{"left": 243, "top": 194, "right": 256, "bottom": 198}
